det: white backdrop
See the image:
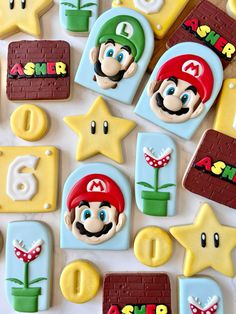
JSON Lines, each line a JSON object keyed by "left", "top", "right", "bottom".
{"left": 0, "top": 1, "right": 236, "bottom": 313}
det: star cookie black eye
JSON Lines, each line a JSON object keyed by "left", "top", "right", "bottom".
{"left": 201, "top": 232, "right": 206, "bottom": 247}
{"left": 214, "top": 232, "right": 220, "bottom": 248}
{"left": 91, "top": 121, "right": 96, "bottom": 134}
{"left": 103, "top": 121, "right": 108, "bottom": 134}
{"left": 10, "top": 0, "right": 14, "bottom": 9}
{"left": 21, "top": 0, "right": 26, "bottom": 9}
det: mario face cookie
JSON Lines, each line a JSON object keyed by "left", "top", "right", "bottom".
{"left": 183, "top": 129, "right": 236, "bottom": 209}
{"left": 112, "top": 0, "right": 189, "bottom": 39}
{"left": 135, "top": 42, "right": 223, "bottom": 139}
{"left": 170, "top": 203, "right": 236, "bottom": 277}
{"left": 61, "top": 163, "right": 131, "bottom": 250}
{"left": 7, "top": 40, "right": 70, "bottom": 101}
{"left": 0, "top": 0, "right": 53, "bottom": 39}
{"left": 0, "top": 146, "right": 58, "bottom": 213}
{"left": 103, "top": 273, "right": 171, "bottom": 314}
{"left": 64, "top": 96, "right": 136, "bottom": 163}
{"left": 213, "top": 79, "right": 236, "bottom": 139}
{"left": 59, "top": 0, "right": 98, "bottom": 35}
{"left": 178, "top": 277, "right": 224, "bottom": 314}
{"left": 167, "top": 1, "right": 236, "bottom": 69}
{"left": 74, "top": 8, "right": 154, "bottom": 105}
{"left": 5, "top": 221, "right": 52, "bottom": 312}
{"left": 135, "top": 133, "right": 177, "bottom": 216}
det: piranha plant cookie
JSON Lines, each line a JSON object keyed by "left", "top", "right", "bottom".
{"left": 135, "top": 42, "right": 223, "bottom": 139}
{"left": 5, "top": 221, "right": 52, "bottom": 313}
{"left": 178, "top": 276, "right": 224, "bottom": 314}
{"left": 59, "top": 0, "right": 98, "bottom": 35}
{"left": 64, "top": 96, "right": 136, "bottom": 163}
{"left": 74, "top": 8, "right": 154, "bottom": 105}
{"left": 60, "top": 163, "right": 131, "bottom": 250}
{"left": 167, "top": 0, "right": 236, "bottom": 69}
{"left": 103, "top": 273, "right": 171, "bottom": 314}
{"left": 112, "top": 0, "right": 189, "bottom": 39}
{"left": 170, "top": 203, "right": 236, "bottom": 277}
{"left": 135, "top": 133, "right": 176, "bottom": 216}
{"left": 0, "top": 0, "right": 53, "bottom": 39}
{"left": 183, "top": 129, "right": 236, "bottom": 209}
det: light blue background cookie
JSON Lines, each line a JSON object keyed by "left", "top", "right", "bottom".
{"left": 74, "top": 8, "right": 154, "bottom": 105}
{"left": 60, "top": 162, "right": 132, "bottom": 250}
{"left": 179, "top": 276, "right": 224, "bottom": 313}
{"left": 135, "top": 42, "right": 223, "bottom": 139}
{"left": 59, "top": 0, "right": 98, "bottom": 34}
{"left": 135, "top": 132, "right": 177, "bottom": 216}
{"left": 5, "top": 221, "right": 52, "bottom": 312}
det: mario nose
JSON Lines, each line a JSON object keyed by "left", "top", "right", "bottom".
{"left": 163, "top": 95, "right": 183, "bottom": 111}
{"left": 101, "top": 58, "right": 121, "bottom": 76}
{"left": 84, "top": 218, "right": 104, "bottom": 233}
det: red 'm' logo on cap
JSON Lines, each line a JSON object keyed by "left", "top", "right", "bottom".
{"left": 182, "top": 60, "right": 203, "bottom": 78}
{"left": 87, "top": 179, "right": 106, "bottom": 192}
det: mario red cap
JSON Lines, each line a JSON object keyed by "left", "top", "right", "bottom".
{"left": 67, "top": 174, "right": 125, "bottom": 213}
{"left": 156, "top": 54, "right": 214, "bottom": 103}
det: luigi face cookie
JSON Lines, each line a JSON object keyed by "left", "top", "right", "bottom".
{"left": 75, "top": 8, "right": 154, "bottom": 105}
{"left": 135, "top": 42, "right": 223, "bottom": 139}
{"left": 61, "top": 163, "right": 131, "bottom": 250}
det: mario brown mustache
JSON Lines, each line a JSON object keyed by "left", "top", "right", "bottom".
{"left": 64, "top": 174, "right": 126, "bottom": 245}
{"left": 148, "top": 55, "right": 214, "bottom": 123}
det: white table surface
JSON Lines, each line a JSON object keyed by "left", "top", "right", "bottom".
{"left": 0, "top": 1, "right": 236, "bottom": 313}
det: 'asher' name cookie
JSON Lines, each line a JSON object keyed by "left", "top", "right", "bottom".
{"left": 183, "top": 129, "right": 236, "bottom": 209}
{"left": 74, "top": 8, "right": 154, "bottom": 105}
{"left": 103, "top": 273, "right": 171, "bottom": 314}
{"left": 167, "top": 0, "right": 236, "bottom": 69}
{"left": 135, "top": 42, "right": 223, "bottom": 139}
{"left": 7, "top": 40, "right": 70, "bottom": 101}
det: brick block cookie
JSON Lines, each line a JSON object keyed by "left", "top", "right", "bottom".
{"left": 167, "top": 0, "right": 236, "bottom": 69}
{"left": 103, "top": 273, "right": 171, "bottom": 314}
{"left": 7, "top": 40, "right": 70, "bottom": 101}
{"left": 183, "top": 129, "right": 236, "bottom": 209}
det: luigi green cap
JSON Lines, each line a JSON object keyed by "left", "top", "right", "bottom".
{"left": 96, "top": 15, "right": 145, "bottom": 62}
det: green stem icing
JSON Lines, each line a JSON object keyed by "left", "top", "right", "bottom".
{"left": 77, "top": 0, "right": 81, "bottom": 9}
{"left": 154, "top": 168, "right": 159, "bottom": 192}
{"left": 24, "top": 263, "right": 29, "bottom": 289}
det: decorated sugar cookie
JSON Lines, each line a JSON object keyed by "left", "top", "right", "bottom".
{"left": 135, "top": 133, "right": 176, "bottom": 216}
{"left": 64, "top": 96, "right": 136, "bottom": 163}
{"left": 103, "top": 273, "right": 171, "bottom": 314}
{"left": 170, "top": 203, "right": 236, "bottom": 277}
{"left": 0, "top": 0, "right": 53, "bottom": 39}
{"left": 0, "top": 146, "right": 59, "bottom": 212}
{"left": 60, "top": 260, "right": 101, "bottom": 304}
{"left": 183, "top": 129, "right": 236, "bottom": 209}
{"left": 59, "top": 0, "right": 98, "bottom": 35}
{"left": 134, "top": 226, "right": 172, "bottom": 267}
{"left": 227, "top": 0, "right": 236, "bottom": 19}
{"left": 213, "top": 79, "right": 236, "bottom": 138}
{"left": 112, "top": 0, "right": 189, "bottom": 39}
{"left": 167, "top": 0, "right": 236, "bottom": 69}
{"left": 178, "top": 276, "right": 224, "bottom": 314}
{"left": 7, "top": 40, "right": 70, "bottom": 101}
{"left": 5, "top": 221, "right": 52, "bottom": 312}
{"left": 60, "top": 163, "right": 131, "bottom": 250}
{"left": 10, "top": 104, "right": 49, "bottom": 141}
{"left": 74, "top": 8, "right": 154, "bottom": 105}
{"left": 135, "top": 42, "right": 223, "bottom": 139}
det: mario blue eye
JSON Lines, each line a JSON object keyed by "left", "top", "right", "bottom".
{"left": 180, "top": 92, "right": 191, "bottom": 106}
{"left": 166, "top": 87, "right": 175, "bottom": 95}
{"left": 106, "top": 48, "right": 114, "bottom": 57}
{"left": 163, "top": 84, "right": 176, "bottom": 97}
{"left": 98, "top": 209, "right": 107, "bottom": 222}
{"left": 116, "top": 52, "right": 124, "bottom": 63}
{"left": 81, "top": 209, "right": 92, "bottom": 221}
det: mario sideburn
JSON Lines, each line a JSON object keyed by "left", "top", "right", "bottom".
{"left": 148, "top": 54, "right": 214, "bottom": 123}
{"left": 64, "top": 174, "right": 126, "bottom": 245}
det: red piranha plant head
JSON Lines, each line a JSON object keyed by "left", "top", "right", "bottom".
{"left": 143, "top": 147, "right": 173, "bottom": 168}
{"left": 13, "top": 239, "right": 44, "bottom": 263}
{"left": 188, "top": 296, "right": 219, "bottom": 314}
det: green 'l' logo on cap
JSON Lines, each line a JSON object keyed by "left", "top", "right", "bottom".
{"left": 116, "top": 22, "right": 134, "bottom": 39}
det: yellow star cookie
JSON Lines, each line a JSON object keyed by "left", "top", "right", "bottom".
{"left": 0, "top": 0, "right": 53, "bottom": 39}
{"left": 64, "top": 96, "right": 136, "bottom": 163}
{"left": 170, "top": 203, "right": 236, "bottom": 277}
